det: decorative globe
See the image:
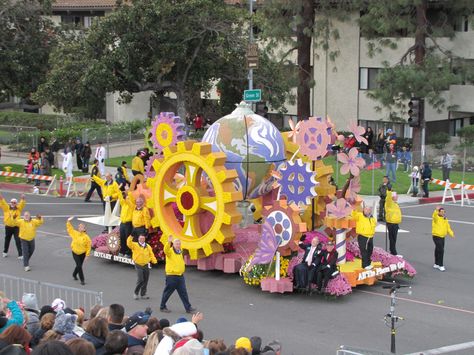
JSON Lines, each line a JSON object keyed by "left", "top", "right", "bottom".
{"left": 202, "top": 102, "right": 285, "bottom": 200}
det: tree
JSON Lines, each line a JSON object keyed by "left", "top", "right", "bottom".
{"left": 35, "top": 0, "right": 294, "bottom": 120}
{"left": 359, "top": 0, "right": 474, "bottom": 161}
{"left": 257, "top": 0, "right": 352, "bottom": 120}
{"left": 0, "top": 0, "right": 56, "bottom": 103}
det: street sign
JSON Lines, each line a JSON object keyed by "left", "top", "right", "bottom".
{"left": 246, "top": 43, "right": 259, "bottom": 69}
{"left": 244, "top": 89, "right": 262, "bottom": 102}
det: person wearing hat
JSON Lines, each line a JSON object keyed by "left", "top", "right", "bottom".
{"left": 67, "top": 217, "right": 92, "bottom": 285}
{"left": 315, "top": 241, "right": 338, "bottom": 293}
{"left": 235, "top": 337, "right": 252, "bottom": 353}
{"left": 352, "top": 206, "right": 376, "bottom": 270}
{"left": 432, "top": 206, "right": 455, "bottom": 272}
{"left": 53, "top": 310, "right": 78, "bottom": 342}
{"left": 125, "top": 314, "right": 148, "bottom": 354}
{"left": 127, "top": 235, "right": 157, "bottom": 300}
{"left": 84, "top": 159, "right": 104, "bottom": 203}
{"left": 0, "top": 193, "right": 26, "bottom": 259}
{"left": 410, "top": 166, "right": 420, "bottom": 197}
{"left": 131, "top": 151, "right": 145, "bottom": 177}
{"left": 22, "top": 293, "right": 40, "bottom": 335}
{"left": 160, "top": 236, "right": 196, "bottom": 314}
{"left": 92, "top": 173, "right": 121, "bottom": 213}
{"left": 385, "top": 143, "right": 397, "bottom": 183}
{"left": 385, "top": 190, "right": 402, "bottom": 256}
{"left": 95, "top": 142, "right": 106, "bottom": 176}
{"left": 13, "top": 212, "right": 43, "bottom": 271}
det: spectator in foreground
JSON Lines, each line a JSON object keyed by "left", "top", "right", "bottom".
{"left": 107, "top": 304, "right": 125, "bottom": 332}
{"left": 31, "top": 313, "right": 56, "bottom": 347}
{"left": 32, "top": 340, "right": 73, "bottom": 355}
{"left": 22, "top": 293, "right": 40, "bottom": 335}
{"left": 0, "top": 325, "right": 32, "bottom": 354}
{"left": 66, "top": 338, "right": 95, "bottom": 355}
{"left": 125, "top": 314, "right": 148, "bottom": 355}
{"left": 104, "top": 330, "right": 128, "bottom": 355}
{"left": 81, "top": 317, "right": 108, "bottom": 355}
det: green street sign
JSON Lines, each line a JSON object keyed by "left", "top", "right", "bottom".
{"left": 244, "top": 89, "right": 261, "bottom": 102}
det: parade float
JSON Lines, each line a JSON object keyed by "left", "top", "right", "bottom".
{"left": 90, "top": 103, "right": 416, "bottom": 296}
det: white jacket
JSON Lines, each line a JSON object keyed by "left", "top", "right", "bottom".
{"left": 154, "top": 322, "right": 197, "bottom": 355}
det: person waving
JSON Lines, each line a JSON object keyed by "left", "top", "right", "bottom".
{"left": 66, "top": 217, "right": 92, "bottom": 285}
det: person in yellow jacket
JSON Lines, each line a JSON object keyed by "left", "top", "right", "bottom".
{"left": 92, "top": 173, "right": 121, "bottom": 211}
{"left": 0, "top": 193, "right": 26, "bottom": 258}
{"left": 127, "top": 234, "right": 157, "bottom": 300}
{"left": 385, "top": 190, "right": 402, "bottom": 256}
{"left": 432, "top": 206, "right": 455, "bottom": 272}
{"left": 131, "top": 195, "right": 151, "bottom": 238}
{"left": 67, "top": 216, "right": 92, "bottom": 285}
{"left": 351, "top": 206, "right": 376, "bottom": 270}
{"left": 13, "top": 212, "right": 43, "bottom": 271}
{"left": 131, "top": 151, "right": 145, "bottom": 176}
{"left": 118, "top": 191, "right": 133, "bottom": 256}
{"left": 159, "top": 236, "right": 196, "bottom": 314}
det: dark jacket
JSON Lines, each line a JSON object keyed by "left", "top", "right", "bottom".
{"left": 320, "top": 249, "right": 338, "bottom": 274}
{"left": 378, "top": 182, "right": 392, "bottom": 199}
{"left": 82, "top": 332, "right": 106, "bottom": 355}
{"left": 126, "top": 335, "right": 145, "bottom": 355}
{"left": 299, "top": 242, "right": 324, "bottom": 267}
{"left": 421, "top": 165, "right": 432, "bottom": 180}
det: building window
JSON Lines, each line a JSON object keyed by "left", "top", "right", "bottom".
{"left": 454, "top": 16, "right": 469, "bottom": 32}
{"left": 359, "top": 68, "right": 381, "bottom": 90}
{"left": 449, "top": 118, "right": 464, "bottom": 136}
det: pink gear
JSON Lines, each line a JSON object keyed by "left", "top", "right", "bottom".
{"left": 144, "top": 154, "right": 161, "bottom": 178}
{"left": 150, "top": 112, "right": 185, "bottom": 153}
{"left": 296, "top": 117, "right": 332, "bottom": 160}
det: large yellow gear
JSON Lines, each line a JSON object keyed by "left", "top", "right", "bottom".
{"left": 147, "top": 141, "right": 242, "bottom": 259}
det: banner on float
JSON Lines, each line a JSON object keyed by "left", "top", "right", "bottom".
{"left": 357, "top": 261, "right": 405, "bottom": 281}
{"left": 93, "top": 251, "right": 135, "bottom": 265}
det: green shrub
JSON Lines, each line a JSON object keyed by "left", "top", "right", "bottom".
{"left": 0, "top": 111, "right": 69, "bottom": 130}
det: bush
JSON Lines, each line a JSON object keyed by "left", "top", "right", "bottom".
{"left": 427, "top": 132, "right": 451, "bottom": 150}
{"left": 0, "top": 111, "right": 70, "bottom": 130}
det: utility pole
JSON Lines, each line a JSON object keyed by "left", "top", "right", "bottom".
{"left": 413, "top": 0, "right": 427, "bottom": 164}
{"left": 248, "top": 0, "right": 254, "bottom": 91}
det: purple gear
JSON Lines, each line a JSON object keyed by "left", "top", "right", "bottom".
{"left": 278, "top": 159, "right": 318, "bottom": 206}
{"left": 296, "top": 117, "right": 333, "bottom": 160}
{"left": 144, "top": 154, "right": 161, "bottom": 178}
{"left": 150, "top": 112, "right": 185, "bottom": 152}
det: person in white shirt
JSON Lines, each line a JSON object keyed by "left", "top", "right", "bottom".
{"left": 95, "top": 142, "right": 106, "bottom": 176}
{"left": 61, "top": 148, "right": 73, "bottom": 181}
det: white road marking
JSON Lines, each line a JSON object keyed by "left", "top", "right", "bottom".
{"left": 0, "top": 223, "right": 68, "bottom": 238}
{"left": 403, "top": 215, "right": 474, "bottom": 225}
{"left": 358, "top": 289, "right": 474, "bottom": 315}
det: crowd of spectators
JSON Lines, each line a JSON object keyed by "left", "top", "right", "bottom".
{"left": 0, "top": 293, "right": 281, "bottom": 355}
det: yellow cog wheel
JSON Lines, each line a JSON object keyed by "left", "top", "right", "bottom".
{"left": 147, "top": 141, "right": 242, "bottom": 259}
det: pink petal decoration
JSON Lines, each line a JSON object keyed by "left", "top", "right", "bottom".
{"left": 338, "top": 148, "right": 365, "bottom": 177}
{"left": 326, "top": 198, "right": 352, "bottom": 219}
{"left": 348, "top": 121, "right": 368, "bottom": 146}
{"left": 288, "top": 118, "right": 301, "bottom": 144}
{"left": 345, "top": 176, "right": 361, "bottom": 202}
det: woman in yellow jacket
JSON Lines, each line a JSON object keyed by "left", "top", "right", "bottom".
{"left": 385, "top": 190, "right": 402, "bottom": 256}
{"left": 351, "top": 206, "right": 377, "bottom": 270}
{"left": 432, "top": 206, "right": 454, "bottom": 272}
{"left": 0, "top": 193, "right": 26, "bottom": 258}
{"left": 131, "top": 151, "right": 145, "bottom": 176}
{"left": 127, "top": 235, "right": 157, "bottom": 299}
{"left": 13, "top": 212, "right": 43, "bottom": 271}
{"left": 67, "top": 216, "right": 92, "bottom": 285}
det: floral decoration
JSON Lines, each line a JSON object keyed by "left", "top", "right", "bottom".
{"left": 338, "top": 147, "right": 366, "bottom": 176}
{"left": 326, "top": 198, "right": 352, "bottom": 219}
{"left": 348, "top": 121, "right": 368, "bottom": 146}
{"left": 288, "top": 118, "right": 301, "bottom": 144}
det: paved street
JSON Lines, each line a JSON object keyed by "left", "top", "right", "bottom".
{"left": 1, "top": 191, "right": 473, "bottom": 354}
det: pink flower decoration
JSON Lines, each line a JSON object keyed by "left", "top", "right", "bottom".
{"left": 338, "top": 147, "right": 366, "bottom": 176}
{"left": 348, "top": 121, "right": 368, "bottom": 146}
{"left": 287, "top": 117, "right": 301, "bottom": 144}
{"left": 326, "top": 198, "right": 352, "bottom": 219}
{"left": 345, "top": 176, "right": 361, "bottom": 202}
{"left": 326, "top": 273, "right": 352, "bottom": 296}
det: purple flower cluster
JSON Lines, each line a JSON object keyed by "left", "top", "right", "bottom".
{"left": 326, "top": 273, "right": 352, "bottom": 296}
{"left": 91, "top": 227, "right": 120, "bottom": 249}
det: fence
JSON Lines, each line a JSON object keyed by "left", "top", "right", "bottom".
{"left": 330, "top": 148, "right": 474, "bottom": 196}
{"left": 0, "top": 273, "right": 103, "bottom": 312}
{"left": 82, "top": 126, "right": 146, "bottom": 157}
{"left": 0, "top": 125, "right": 40, "bottom": 156}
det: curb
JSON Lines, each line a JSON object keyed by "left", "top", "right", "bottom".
{"left": 418, "top": 193, "right": 474, "bottom": 204}
{"left": 0, "top": 182, "right": 41, "bottom": 193}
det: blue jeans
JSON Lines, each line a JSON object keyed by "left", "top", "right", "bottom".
{"left": 386, "top": 162, "right": 397, "bottom": 182}
{"left": 160, "top": 275, "right": 192, "bottom": 311}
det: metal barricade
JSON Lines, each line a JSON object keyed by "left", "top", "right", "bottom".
{"left": 337, "top": 346, "right": 393, "bottom": 355}
{"left": 0, "top": 273, "right": 103, "bottom": 312}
